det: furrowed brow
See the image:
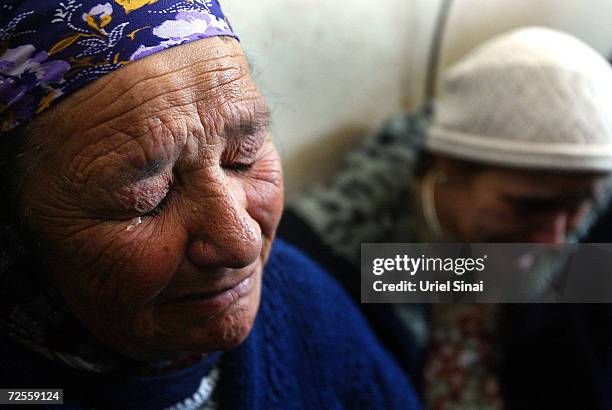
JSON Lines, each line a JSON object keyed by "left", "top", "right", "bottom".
{"left": 224, "top": 106, "right": 271, "bottom": 140}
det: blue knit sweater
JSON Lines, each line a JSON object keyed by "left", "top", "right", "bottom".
{"left": 0, "top": 239, "right": 421, "bottom": 409}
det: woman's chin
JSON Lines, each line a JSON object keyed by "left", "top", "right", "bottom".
{"left": 151, "top": 273, "right": 262, "bottom": 355}
{"left": 106, "top": 290, "right": 261, "bottom": 363}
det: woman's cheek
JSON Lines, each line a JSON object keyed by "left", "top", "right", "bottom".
{"left": 243, "top": 157, "right": 284, "bottom": 240}
{"left": 51, "top": 218, "right": 186, "bottom": 309}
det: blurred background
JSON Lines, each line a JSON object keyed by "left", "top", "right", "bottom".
{"left": 222, "top": 0, "right": 612, "bottom": 198}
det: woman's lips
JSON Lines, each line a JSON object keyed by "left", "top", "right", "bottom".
{"left": 157, "top": 268, "right": 257, "bottom": 317}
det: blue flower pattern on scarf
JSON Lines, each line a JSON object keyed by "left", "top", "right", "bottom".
{"left": 0, "top": 0, "right": 237, "bottom": 133}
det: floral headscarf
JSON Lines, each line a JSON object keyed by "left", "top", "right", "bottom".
{"left": 0, "top": 0, "right": 237, "bottom": 134}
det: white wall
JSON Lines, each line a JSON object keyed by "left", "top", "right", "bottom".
{"left": 222, "top": 0, "right": 612, "bottom": 198}
{"left": 222, "top": 0, "right": 413, "bottom": 197}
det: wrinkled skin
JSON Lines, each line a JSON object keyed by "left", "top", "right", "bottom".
{"left": 429, "top": 156, "right": 609, "bottom": 243}
{"left": 17, "top": 37, "right": 283, "bottom": 361}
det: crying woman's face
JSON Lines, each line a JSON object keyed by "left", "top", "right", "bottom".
{"left": 17, "top": 37, "right": 284, "bottom": 361}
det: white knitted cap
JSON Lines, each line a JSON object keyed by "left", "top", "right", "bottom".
{"left": 425, "top": 27, "right": 612, "bottom": 171}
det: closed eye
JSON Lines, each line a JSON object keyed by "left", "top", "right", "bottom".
{"left": 223, "top": 162, "right": 254, "bottom": 174}
{"left": 142, "top": 189, "right": 175, "bottom": 218}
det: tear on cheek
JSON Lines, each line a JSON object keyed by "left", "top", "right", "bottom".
{"left": 126, "top": 217, "right": 143, "bottom": 231}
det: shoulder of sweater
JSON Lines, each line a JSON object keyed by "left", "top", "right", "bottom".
{"left": 290, "top": 113, "right": 430, "bottom": 204}
{"left": 264, "top": 238, "right": 352, "bottom": 303}
{"left": 257, "top": 239, "right": 422, "bottom": 408}
{"left": 344, "top": 112, "right": 429, "bottom": 169}
{"left": 263, "top": 239, "right": 401, "bottom": 360}
{"left": 285, "top": 113, "right": 429, "bottom": 242}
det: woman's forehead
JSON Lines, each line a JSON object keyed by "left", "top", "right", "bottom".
{"left": 30, "top": 38, "right": 267, "bottom": 156}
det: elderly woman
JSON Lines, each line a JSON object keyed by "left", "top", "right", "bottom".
{"left": 280, "top": 27, "right": 612, "bottom": 409}
{"left": 0, "top": 1, "right": 421, "bottom": 408}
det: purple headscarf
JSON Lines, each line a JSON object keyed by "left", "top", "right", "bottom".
{"left": 0, "top": 0, "right": 238, "bottom": 135}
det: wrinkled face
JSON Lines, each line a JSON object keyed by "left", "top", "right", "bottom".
{"left": 433, "top": 159, "right": 608, "bottom": 243}
{"left": 17, "top": 37, "right": 283, "bottom": 361}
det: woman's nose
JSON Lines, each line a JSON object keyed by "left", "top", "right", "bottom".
{"left": 526, "top": 212, "right": 568, "bottom": 244}
{"left": 186, "top": 179, "right": 262, "bottom": 269}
